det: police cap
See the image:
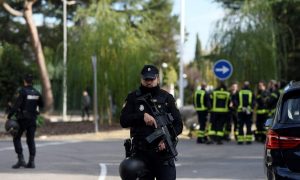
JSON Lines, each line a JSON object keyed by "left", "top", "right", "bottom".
{"left": 140, "top": 65, "right": 159, "bottom": 80}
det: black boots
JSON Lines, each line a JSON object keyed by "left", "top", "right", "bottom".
{"left": 12, "top": 155, "right": 35, "bottom": 169}
{"left": 26, "top": 156, "right": 35, "bottom": 168}
{"left": 12, "top": 154, "right": 26, "bottom": 169}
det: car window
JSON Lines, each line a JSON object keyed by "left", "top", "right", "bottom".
{"left": 282, "top": 97, "right": 300, "bottom": 123}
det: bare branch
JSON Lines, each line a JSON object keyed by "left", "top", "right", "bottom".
{"left": 1, "top": 0, "right": 23, "bottom": 17}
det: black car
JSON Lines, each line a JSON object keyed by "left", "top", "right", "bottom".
{"left": 264, "top": 81, "right": 300, "bottom": 179}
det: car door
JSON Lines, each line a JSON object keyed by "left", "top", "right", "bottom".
{"left": 277, "top": 96, "right": 300, "bottom": 172}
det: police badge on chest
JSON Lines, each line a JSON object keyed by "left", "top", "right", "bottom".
{"left": 139, "top": 104, "right": 144, "bottom": 111}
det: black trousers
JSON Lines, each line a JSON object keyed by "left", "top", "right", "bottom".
{"left": 229, "top": 110, "right": 238, "bottom": 132}
{"left": 13, "top": 125, "right": 36, "bottom": 157}
{"left": 133, "top": 150, "right": 176, "bottom": 180}
{"left": 255, "top": 113, "right": 268, "bottom": 141}
{"left": 256, "top": 113, "right": 268, "bottom": 133}
{"left": 82, "top": 106, "right": 90, "bottom": 120}
{"left": 196, "top": 111, "right": 208, "bottom": 131}
{"left": 210, "top": 112, "right": 228, "bottom": 134}
{"left": 237, "top": 112, "right": 252, "bottom": 136}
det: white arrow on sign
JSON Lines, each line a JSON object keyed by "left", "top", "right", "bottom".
{"left": 215, "top": 66, "right": 229, "bottom": 74}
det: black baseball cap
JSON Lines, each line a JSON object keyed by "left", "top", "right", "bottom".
{"left": 140, "top": 65, "right": 159, "bottom": 80}
{"left": 24, "top": 74, "right": 33, "bottom": 84}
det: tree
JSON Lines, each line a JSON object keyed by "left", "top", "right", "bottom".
{"left": 210, "top": 0, "right": 283, "bottom": 83}
{"left": 194, "top": 33, "right": 202, "bottom": 62}
{"left": 214, "top": 0, "right": 300, "bottom": 81}
{"left": 0, "top": 43, "right": 30, "bottom": 107}
{"left": 67, "top": 0, "right": 159, "bottom": 123}
{"left": 0, "top": 0, "right": 53, "bottom": 111}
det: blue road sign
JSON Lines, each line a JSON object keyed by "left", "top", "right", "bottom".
{"left": 213, "top": 59, "right": 233, "bottom": 80}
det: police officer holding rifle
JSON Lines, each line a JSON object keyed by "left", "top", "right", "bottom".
{"left": 119, "top": 65, "right": 183, "bottom": 180}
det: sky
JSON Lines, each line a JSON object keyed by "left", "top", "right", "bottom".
{"left": 172, "top": 0, "right": 225, "bottom": 63}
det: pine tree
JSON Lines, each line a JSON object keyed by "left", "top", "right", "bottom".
{"left": 194, "top": 33, "right": 202, "bottom": 62}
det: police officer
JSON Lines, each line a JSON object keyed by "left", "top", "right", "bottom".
{"left": 207, "top": 82, "right": 230, "bottom": 145}
{"left": 194, "top": 82, "right": 211, "bottom": 144}
{"left": 120, "top": 65, "right": 183, "bottom": 180}
{"left": 234, "top": 81, "right": 255, "bottom": 145}
{"left": 255, "top": 81, "right": 269, "bottom": 143}
{"left": 7, "top": 74, "right": 44, "bottom": 169}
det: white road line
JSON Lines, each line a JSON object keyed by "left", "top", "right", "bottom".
{"left": 0, "top": 146, "right": 14, "bottom": 151}
{"left": 177, "top": 179, "right": 264, "bottom": 180}
{"left": 0, "top": 141, "right": 80, "bottom": 152}
{"left": 98, "top": 163, "right": 107, "bottom": 180}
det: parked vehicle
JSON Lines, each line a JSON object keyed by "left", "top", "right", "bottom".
{"left": 264, "top": 81, "right": 300, "bottom": 179}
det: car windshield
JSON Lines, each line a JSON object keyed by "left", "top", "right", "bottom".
{"left": 281, "top": 96, "right": 300, "bottom": 123}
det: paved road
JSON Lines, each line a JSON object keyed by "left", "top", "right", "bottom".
{"left": 0, "top": 138, "right": 265, "bottom": 180}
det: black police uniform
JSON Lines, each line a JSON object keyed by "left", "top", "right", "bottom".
{"left": 120, "top": 84, "right": 183, "bottom": 179}
{"left": 8, "top": 84, "right": 43, "bottom": 168}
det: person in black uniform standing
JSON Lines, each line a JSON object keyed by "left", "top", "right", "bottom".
{"left": 7, "top": 74, "right": 44, "bottom": 169}
{"left": 120, "top": 65, "right": 183, "bottom": 180}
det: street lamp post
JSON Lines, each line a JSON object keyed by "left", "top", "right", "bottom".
{"left": 62, "top": 0, "right": 67, "bottom": 121}
{"left": 179, "top": 0, "right": 185, "bottom": 108}
{"left": 62, "top": 0, "right": 77, "bottom": 121}
{"left": 91, "top": 55, "right": 99, "bottom": 133}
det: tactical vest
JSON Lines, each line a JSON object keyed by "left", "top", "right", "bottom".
{"left": 238, "top": 90, "right": 253, "bottom": 112}
{"left": 194, "top": 90, "right": 207, "bottom": 111}
{"left": 211, "top": 90, "right": 230, "bottom": 113}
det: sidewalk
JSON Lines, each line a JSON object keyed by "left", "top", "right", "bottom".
{"left": 0, "top": 111, "right": 6, "bottom": 133}
{"left": 0, "top": 111, "right": 191, "bottom": 141}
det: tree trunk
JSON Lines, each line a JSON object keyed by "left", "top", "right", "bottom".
{"left": 24, "top": 1, "right": 53, "bottom": 112}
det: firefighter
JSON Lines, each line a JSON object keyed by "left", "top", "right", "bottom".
{"left": 255, "top": 81, "right": 269, "bottom": 143}
{"left": 194, "top": 82, "right": 211, "bottom": 144}
{"left": 267, "top": 80, "right": 280, "bottom": 118}
{"left": 234, "top": 81, "right": 255, "bottom": 145}
{"left": 207, "top": 82, "right": 230, "bottom": 145}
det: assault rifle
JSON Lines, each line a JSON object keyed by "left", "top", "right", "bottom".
{"left": 137, "top": 93, "right": 178, "bottom": 158}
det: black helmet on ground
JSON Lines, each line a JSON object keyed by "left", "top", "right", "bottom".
{"left": 119, "top": 157, "right": 147, "bottom": 180}
{"left": 5, "top": 119, "right": 20, "bottom": 137}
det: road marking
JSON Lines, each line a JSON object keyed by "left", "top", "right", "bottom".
{"left": 0, "top": 141, "right": 80, "bottom": 152}
{"left": 98, "top": 163, "right": 107, "bottom": 180}
{"left": 231, "top": 156, "right": 263, "bottom": 159}
{"left": 177, "top": 179, "right": 264, "bottom": 180}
